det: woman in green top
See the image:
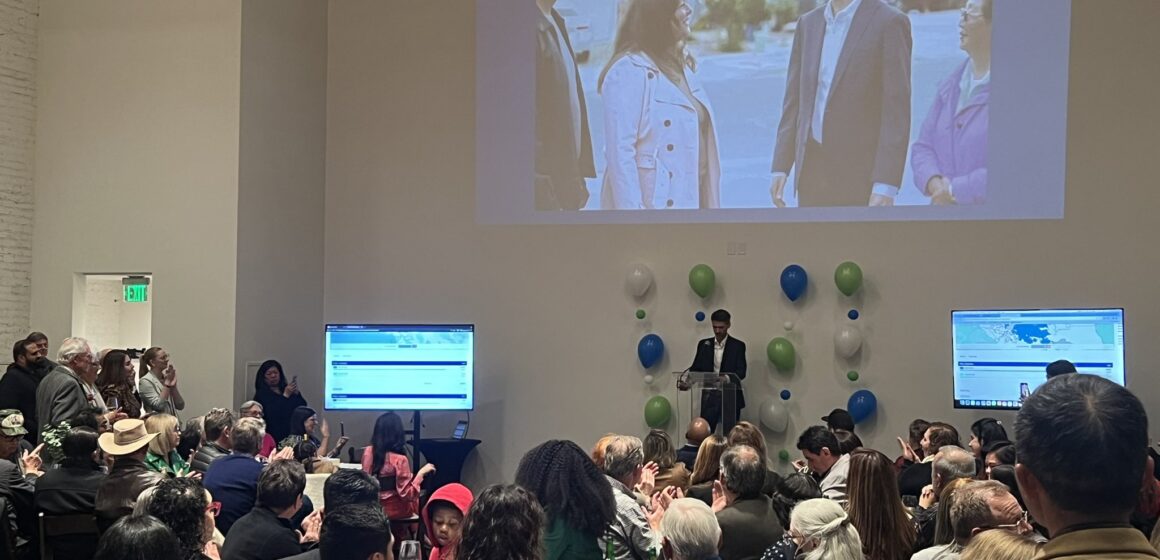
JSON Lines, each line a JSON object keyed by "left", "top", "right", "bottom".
{"left": 143, "top": 413, "right": 190, "bottom": 476}
{"left": 515, "top": 440, "right": 617, "bottom": 560}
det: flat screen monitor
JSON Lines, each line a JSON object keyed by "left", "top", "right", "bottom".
{"left": 324, "top": 324, "right": 474, "bottom": 411}
{"left": 951, "top": 308, "right": 1125, "bottom": 410}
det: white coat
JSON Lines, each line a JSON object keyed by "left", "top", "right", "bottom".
{"left": 599, "top": 52, "right": 722, "bottom": 210}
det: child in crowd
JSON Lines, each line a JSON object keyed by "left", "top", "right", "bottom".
{"left": 421, "top": 483, "right": 473, "bottom": 560}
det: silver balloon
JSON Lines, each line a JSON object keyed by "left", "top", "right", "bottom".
{"left": 625, "top": 263, "right": 654, "bottom": 297}
{"left": 759, "top": 399, "right": 790, "bottom": 432}
{"left": 834, "top": 324, "right": 863, "bottom": 358}
{"left": 643, "top": 374, "right": 655, "bottom": 385}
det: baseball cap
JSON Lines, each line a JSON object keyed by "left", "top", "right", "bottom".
{"left": 821, "top": 408, "right": 856, "bottom": 432}
{"left": 0, "top": 409, "right": 29, "bottom": 437}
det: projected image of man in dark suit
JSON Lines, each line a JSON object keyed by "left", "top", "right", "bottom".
{"left": 769, "top": 0, "right": 913, "bottom": 207}
{"left": 535, "top": 0, "right": 595, "bottom": 211}
{"left": 689, "top": 310, "right": 746, "bottom": 433}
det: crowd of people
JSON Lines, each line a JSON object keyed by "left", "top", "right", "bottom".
{"left": 1, "top": 334, "right": 1159, "bottom": 560}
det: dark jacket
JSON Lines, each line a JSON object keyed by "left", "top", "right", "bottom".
{"left": 204, "top": 453, "right": 265, "bottom": 535}
{"left": 94, "top": 456, "right": 164, "bottom": 531}
{"left": 716, "top": 495, "right": 785, "bottom": 560}
{"left": 690, "top": 336, "right": 748, "bottom": 410}
{"left": 0, "top": 362, "right": 48, "bottom": 444}
{"left": 676, "top": 444, "right": 699, "bottom": 470}
{"left": 535, "top": 8, "right": 595, "bottom": 210}
{"left": 35, "top": 366, "right": 93, "bottom": 442}
{"left": 253, "top": 388, "right": 307, "bottom": 443}
{"left": 191, "top": 442, "right": 230, "bottom": 474}
{"left": 34, "top": 462, "right": 105, "bottom": 560}
{"left": 898, "top": 461, "right": 933, "bottom": 500}
{"left": 220, "top": 506, "right": 305, "bottom": 560}
{"left": 0, "top": 458, "right": 35, "bottom": 545}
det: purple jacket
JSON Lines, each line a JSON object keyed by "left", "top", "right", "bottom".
{"left": 910, "top": 60, "right": 989, "bottom": 204}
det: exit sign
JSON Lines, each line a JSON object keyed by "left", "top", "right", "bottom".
{"left": 124, "top": 284, "right": 148, "bottom": 303}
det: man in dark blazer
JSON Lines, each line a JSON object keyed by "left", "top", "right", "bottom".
{"left": 535, "top": 0, "right": 595, "bottom": 211}
{"left": 689, "top": 310, "right": 747, "bottom": 433}
{"left": 770, "top": 0, "right": 912, "bottom": 207}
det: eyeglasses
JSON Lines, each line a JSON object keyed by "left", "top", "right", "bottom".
{"left": 206, "top": 502, "right": 222, "bottom": 517}
{"left": 980, "top": 511, "right": 1031, "bottom": 534}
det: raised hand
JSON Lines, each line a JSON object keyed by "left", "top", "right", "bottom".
{"left": 21, "top": 444, "right": 44, "bottom": 476}
{"left": 272, "top": 446, "right": 295, "bottom": 462}
{"left": 711, "top": 480, "right": 728, "bottom": 512}
{"left": 320, "top": 418, "right": 331, "bottom": 438}
{"left": 299, "top": 509, "right": 323, "bottom": 543}
{"left": 919, "top": 484, "right": 937, "bottom": 509}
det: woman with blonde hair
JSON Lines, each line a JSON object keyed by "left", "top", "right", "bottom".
{"left": 144, "top": 413, "right": 191, "bottom": 476}
{"left": 685, "top": 434, "right": 727, "bottom": 505}
{"left": 762, "top": 498, "right": 862, "bottom": 560}
{"left": 960, "top": 529, "right": 1040, "bottom": 560}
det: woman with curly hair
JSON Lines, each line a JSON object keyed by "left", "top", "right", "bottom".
{"left": 516, "top": 440, "right": 616, "bottom": 560}
{"left": 458, "top": 484, "right": 547, "bottom": 560}
{"left": 146, "top": 477, "right": 219, "bottom": 560}
{"left": 847, "top": 449, "right": 917, "bottom": 560}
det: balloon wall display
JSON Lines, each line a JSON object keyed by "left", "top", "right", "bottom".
{"left": 688, "top": 264, "right": 716, "bottom": 298}
{"left": 643, "top": 374, "right": 654, "bottom": 385}
{"left": 834, "top": 325, "right": 863, "bottom": 358}
{"left": 635, "top": 309, "right": 646, "bottom": 320}
{"left": 637, "top": 334, "right": 665, "bottom": 368}
{"left": 626, "top": 263, "right": 654, "bottom": 297}
{"left": 779, "top": 264, "right": 808, "bottom": 302}
{"left": 779, "top": 389, "right": 791, "bottom": 401}
{"left": 766, "top": 337, "right": 796, "bottom": 371}
{"left": 847, "top": 309, "right": 860, "bottom": 321}
{"left": 846, "top": 370, "right": 860, "bottom": 381}
{"left": 759, "top": 399, "right": 789, "bottom": 432}
{"left": 834, "top": 261, "right": 864, "bottom": 296}
{"left": 847, "top": 389, "right": 878, "bottom": 423}
{"left": 644, "top": 395, "right": 672, "bottom": 428}
{"left": 695, "top": 311, "right": 706, "bottom": 322}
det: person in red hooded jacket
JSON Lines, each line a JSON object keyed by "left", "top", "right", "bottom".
{"left": 421, "top": 483, "right": 474, "bottom": 560}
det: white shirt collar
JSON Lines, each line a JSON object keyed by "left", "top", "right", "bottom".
{"left": 826, "top": 0, "right": 863, "bottom": 26}
{"left": 714, "top": 336, "right": 728, "bottom": 349}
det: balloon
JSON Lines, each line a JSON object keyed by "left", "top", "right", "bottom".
{"left": 644, "top": 396, "right": 672, "bottom": 428}
{"left": 766, "top": 337, "right": 796, "bottom": 371}
{"left": 847, "top": 370, "right": 860, "bottom": 381}
{"left": 778, "top": 449, "right": 791, "bottom": 462}
{"left": 625, "top": 264, "right": 654, "bottom": 297}
{"left": 695, "top": 311, "right": 706, "bottom": 322}
{"left": 759, "top": 399, "right": 789, "bottom": 432}
{"left": 783, "top": 321, "right": 794, "bottom": 331}
{"left": 643, "top": 374, "right": 655, "bottom": 385}
{"left": 834, "top": 261, "right": 863, "bottom": 296}
{"left": 847, "top": 389, "right": 878, "bottom": 424}
{"left": 848, "top": 309, "right": 860, "bottom": 320}
{"left": 780, "top": 389, "right": 791, "bottom": 401}
{"left": 688, "top": 264, "right": 716, "bottom": 298}
{"left": 637, "top": 334, "right": 665, "bottom": 369}
{"left": 635, "top": 309, "right": 646, "bottom": 320}
{"left": 834, "top": 325, "right": 863, "bottom": 358}
{"left": 779, "top": 264, "right": 808, "bottom": 302}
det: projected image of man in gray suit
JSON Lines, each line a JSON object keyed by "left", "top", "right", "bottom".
{"left": 769, "top": 0, "right": 913, "bottom": 208}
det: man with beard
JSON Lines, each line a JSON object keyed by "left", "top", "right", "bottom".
{"left": 0, "top": 339, "right": 50, "bottom": 444}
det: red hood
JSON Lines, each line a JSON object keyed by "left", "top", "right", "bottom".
{"left": 422, "top": 483, "right": 474, "bottom": 546}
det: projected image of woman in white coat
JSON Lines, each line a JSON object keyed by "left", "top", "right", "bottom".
{"left": 597, "top": 0, "right": 721, "bottom": 210}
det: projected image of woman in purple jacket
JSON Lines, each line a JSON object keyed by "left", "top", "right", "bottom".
{"left": 910, "top": 0, "right": 991, "bottom": 205}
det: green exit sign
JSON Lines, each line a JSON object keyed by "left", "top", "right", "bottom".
{"left": 124, "top": 284, "right": 148, "bottom": 303}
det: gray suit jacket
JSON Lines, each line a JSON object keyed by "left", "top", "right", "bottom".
{"left": 35, "top": 366, "right": 91, "bottom": 438}
{"left": 772, "top": 0, "right": 912, "bottom": 204}
{"left": 716, "top": 495, "right": 784, "bottom": 560}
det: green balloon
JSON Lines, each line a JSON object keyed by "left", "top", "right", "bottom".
{"left": 834, "top": 261, "right": 863, "bottom": 296}
{"left": 766, "top": 337, "right": 796, "bottom": 371}
{"left": 847, "top": 370, "right": 860, "bottom": 381}
{"left": 635, "top": 309, "right": 646, "bottom": 320}
{"left": 688, "top": 264, "right": 716, "bottom": 298}
{"left": 644, "top": 396, "right": 672, "bottom": 428}
{"left": 778, "top": 449, "right": 791, "bottom": 462}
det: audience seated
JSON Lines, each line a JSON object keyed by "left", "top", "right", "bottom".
{"left": 914, "top": 446, "right": 976, "bottom": 549}
{"left": 795, "top": 426, "right": 850, "bottom": 507}
{"left": 34, "top": 426, "right": 104, "bottom": 560}
{"left": 192, "top": 408, "right": 234, "bottom": 474}
{"left": 93, "top": 514, "right": 182, "bottom": 560}
{"left": 457, "top": 484, "right": 546, "bottom": 560}
{"left": 981, "top": 442, "right": 1015, "bottom": 479}
{"left": 145, "top": 413, "right": 192, "bottom": 476}
{"left": 238, "top": 402, "right": 277, "bottom": 458}
{"left": 676, "top": 418, "right": 710, "bottom": 468}
{"left": 421, "top": 483, "right": 473, "bottom": 560}
{"left": 317, "top": 504, "right": 393, "bottom": 560}
{"left": 282, "top": 468, "right": 383, "bottom": 560}
{"left": 96, "top": 350, "right": 143, "bottom": 420}
{"left": 362, "top": 412, "right": 434, "bottom": 523}
{"left": 204, "top": 417, "right": 268, "bottom": 534}
{"left": 899, "top": 422, "right": 960, "bottom": 499}
{"left": 763, "top": 498, "right": 863, "bottom": 560}
{"left": 0, "top": 339, "right": 50, "bottom": 444}
{"left": 928, "top": 478, "right": 972, "bottom": 549}
{"left": 959, "top": 529, "right": 1041, "bottom": 560}
{"left": 644, "top": 429, "right": 691, "bottom": 492}
{"left": 915, "top": 480, "right": 1028, "bottom": 560}
{"left": 95, "top": 419, "right": 164, "bottom": 531}
{"left": 293, "top": 440, "right": 336, "bottom": 474}
{"left": 895, "top": 419, "right": 931, "bottom": 472}
{"left": 728, "top": 422, "right": 782, "bottom": 496}
{"left": 967, "top": 418, "right": 1007, "bottom": 460}
{"left": 219, "top": 460, "right": 321, "bottom": 560}
{"left": 178, "top": 416, "right": 206, "bottom": 462}
{"left": 599, "top": 435, "right": 661, "bottom": 560}
{"left": 590, "top": 433, "right": 617, "bottom": 467}
{"left": 661, "top": 498, "right": 721, "bottom": 560}
{"left": 686, "top": 435, "right": 727, "bottom": 507}
{"left": 771, "top": 472, "right": 822, "bottom": 531}
{"left": 515, "top": 440, "right": 613, "bottom": 560}
{"left": 847, "top": 449, "right": 916, "bottom": 560}
{"left": 0, "top": 409, "right": 40, "bottom": 556}
{"left": 1014, "top": 374, "right": 1160, "bottom": 559}
{"left": 713, "top": 445, "right": 784, "bottom": 560}
{"left": 146, "top": 477, "right": 219, "bottom": 560}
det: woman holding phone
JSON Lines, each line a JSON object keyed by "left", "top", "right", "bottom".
{"left": 139, "top": 347, "right": 186, "bottom": 418}
{"left": 252, "top": 359, "right": 307, "bottom": 442}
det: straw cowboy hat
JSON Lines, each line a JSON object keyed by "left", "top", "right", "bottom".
{"left": 98, "top": 418, "right": 158, "bottom": 455}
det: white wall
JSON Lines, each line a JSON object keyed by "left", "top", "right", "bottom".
{"left": 32, "top": 0, "right": 241, "bottom": 416}
{"left": 324, "top": 0, "right": 1160, "bottom": 485}
{"left": 74, "top": 275, "right": 152, "bottom": 352}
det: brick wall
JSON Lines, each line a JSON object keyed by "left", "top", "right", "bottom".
{"left": 0, "top": 0, "right": 37, "bottom": 347}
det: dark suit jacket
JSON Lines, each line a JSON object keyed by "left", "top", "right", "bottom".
{"left": 535, "top": 8, "right": 595, "bottom": 210}
{"left": 0, "top": 459, "right": 35, "bottom": 544}
{"left": 716, "top": 495, "right": 785, "bottom": 560}
{"left": 220, "top": 506, "right": 306, "bottom": 560}
{"left": 34, "top": 464, "right": 105, "bottom": 560}
{"left": 0, "top": 363, "right": 47, "bottom": 445}
{"left": 676, "top": 444, "right": 699, "bottom": 469}
{"left": 772, "top": 0, "right": 912, "bottom": 205}
{"left": 690, "top": 337, "right": 748, "bottom": 410}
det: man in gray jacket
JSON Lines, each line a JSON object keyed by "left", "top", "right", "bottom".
{"left": 35, "top": 337, "right": 124, "bottom": 440}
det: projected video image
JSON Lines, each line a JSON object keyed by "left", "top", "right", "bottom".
{"left": 536, "top": 0, "right": 989, "bottom": 210}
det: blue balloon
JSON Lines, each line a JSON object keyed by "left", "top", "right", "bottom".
{"left": 847, "top": 389, "right": 878, "bottom": 424}
{"left": 780, "top": 389, "right": 791, "bottom": 401}
{"left": 695, "top": 311, "right": 706, "bottom": 322}
{"left": 637, "top": 334, "right": 665, "bottom": 369}
{"left": 848, "top": 309, "right": 860, "bottom": 321}
{"left": 780, "top": 265, "right": 808, "bottom": 302}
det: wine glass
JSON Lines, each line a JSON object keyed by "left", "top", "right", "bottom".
{"left": 108, "top": 396, "right": 119, "bottom": 411}
{"left": 399, "top": 540, "right": 421, "bottom": 560}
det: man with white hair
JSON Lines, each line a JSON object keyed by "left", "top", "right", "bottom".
{"left": 599, "top": 435, "right": 664, "bottom": 560}
{"left": 914, "top": 445, "right": 977, "bottom": 550}
{"left": 661, "top": 498, "right": 722, "bottom": 560}
{"left": 35, "top": 337, "right": 125, "bottom": 441}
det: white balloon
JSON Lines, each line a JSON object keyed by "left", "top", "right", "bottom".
{"left": 783, "top": 321, "right": 794, "bottom": 331}
{"left": 834, "top": 325, "right": 863, "bottom": 358}
{"left": 759, "top": 399, "right": 790, "bottom": 432}
{"left": 625, "top": 263, "right": 654, "bottom": 297}
{"left": 643, "top": 374, "right": 655, "bottom": 385}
